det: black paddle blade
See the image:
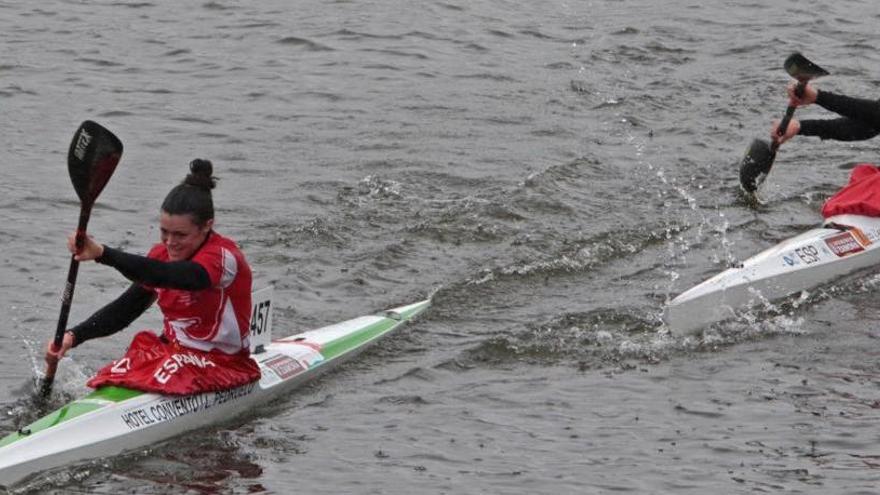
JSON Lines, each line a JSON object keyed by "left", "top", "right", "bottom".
{"left": 784, "top": 53, "right": 829, "bottom": 82}
{"left": 739, "top": 138, "right": 775, "bottom": 193}
{"left": 68, "top": 121, "right": 123, "bottom": 206}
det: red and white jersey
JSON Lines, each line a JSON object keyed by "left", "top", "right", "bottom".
{"left": 147, "top": 231, "right": 253, "bottom": 355}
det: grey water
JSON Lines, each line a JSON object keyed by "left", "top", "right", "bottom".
{"left": 2, "top": 0, "right": 880, "bottom": 493}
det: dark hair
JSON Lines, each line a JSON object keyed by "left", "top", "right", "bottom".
{"left": 161, "top": 159, "right": 217, "bottom": 226}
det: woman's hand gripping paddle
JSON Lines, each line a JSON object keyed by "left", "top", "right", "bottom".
{"left": 40, "top": 121, "right": 123, "bottom": 397}
{"left": 739, "top": 53, "right": 829, "bottom": 196}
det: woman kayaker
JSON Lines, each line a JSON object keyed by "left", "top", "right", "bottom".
{"left": 772, "top": 81, "right": 880, "bottom": 143}
{"left": 44, "top": 159, "right": 260, "bottom": 394}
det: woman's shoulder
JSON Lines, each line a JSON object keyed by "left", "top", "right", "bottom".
{"left": 206, "top": 231, "right": 242, "bottom": 250}
{"left": 200, "top": 232, "right": 248, "bottom": 262}
{"left": 195, "top": 232, "right": 251, "bottom": 277}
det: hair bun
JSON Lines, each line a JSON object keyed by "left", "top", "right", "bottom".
{"left": 185, "top": 159, "right": 217, "bottom": 190}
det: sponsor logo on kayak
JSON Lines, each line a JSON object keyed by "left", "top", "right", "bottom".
{"left": 824, "top": 232, "right": 864, "bottom": 257}
{"left": 850, "top": 227, "right": 872, "bottom": 247}
{"left": 264, "top": 355, "right": 305, "bottom": 380}
{"left": 273, "top": 341, "right": 325, "bottom": 366}
{"left": 119, "top": 382, "right": 256, "bottom": 430}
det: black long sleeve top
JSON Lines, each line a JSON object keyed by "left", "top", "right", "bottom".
{"left": 799, "top": 90, "right": 880, "bottom": 141}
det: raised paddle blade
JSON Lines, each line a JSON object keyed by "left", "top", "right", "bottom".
{"left": 68, "top": 120, "right": 123, "bottom": 206}
{"left": 739, "top": 138, "right": 775, "bottom": 193}
{"left": 784, "top": 52, "right": 829, "bottom": 82}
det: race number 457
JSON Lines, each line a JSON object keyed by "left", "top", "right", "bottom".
{"left": 249, "top": 286, "right": 274, "bottom": 354}
{"left": 251, "top": 299, "right": 271, "bottom": 337}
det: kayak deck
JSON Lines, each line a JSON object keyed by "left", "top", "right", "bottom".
{"left": 0, "top": 299, "right": 429, "bottom": 487}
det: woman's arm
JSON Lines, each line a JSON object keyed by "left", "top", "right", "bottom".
{"left": 799, "top": 117, "right": 880, "bottom": 141}
{"left": 815, "top": 91, "right": 880, "bottom": 130}
{"left": 69, "top": 283, "right": 157, "bottom": 346}
{"left": 97, "top": 246, "right": 212, "bottom": 290}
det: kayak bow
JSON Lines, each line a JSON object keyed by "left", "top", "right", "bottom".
{"left": 0, "top": 298, "right": 430, "bottom": 487}
{"left": 664, "top": 214, "right": 880, "bottom": 333}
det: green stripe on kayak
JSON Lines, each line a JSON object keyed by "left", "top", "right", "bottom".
{"left": 319, "top": 301, "right": 429, "bottom": 360}
{"left": 0, "top": 402, "right": 98, "bottom": 448}
{"left": 88, "top": 386, "right": 143, "bottom": 402}
{"left": 319, "top": 317, "right": 398, "bottom": 361}
{"left": 0, "top": 386, "right": 143, "bottom": 448}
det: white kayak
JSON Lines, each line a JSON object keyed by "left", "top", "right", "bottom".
{"left": 0, "top": 289, "right": 429, "bottom": 488}
{"left": 664, "top": 214, "right": 880, "bottom": 333}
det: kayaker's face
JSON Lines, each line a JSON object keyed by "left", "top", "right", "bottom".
{"left": 159, "top": 212, "right": 213, "bottom": 261}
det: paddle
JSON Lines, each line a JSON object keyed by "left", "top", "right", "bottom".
{"left": 739, "top": 53, "right": 829, "bottom": 194}
{"left": 41, "top": 121, "right": 123, "bottom": 396}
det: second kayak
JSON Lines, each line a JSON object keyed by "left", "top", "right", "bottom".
{"left": 664, "top": 214, "right": 880, "bottom": 333}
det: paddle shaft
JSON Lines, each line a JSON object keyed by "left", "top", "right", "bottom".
{"left": 771, "top": 80, "right": 808, "bottom": 153}
{"left": 44, "top": 206, "right": 92, "bottom": 385}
